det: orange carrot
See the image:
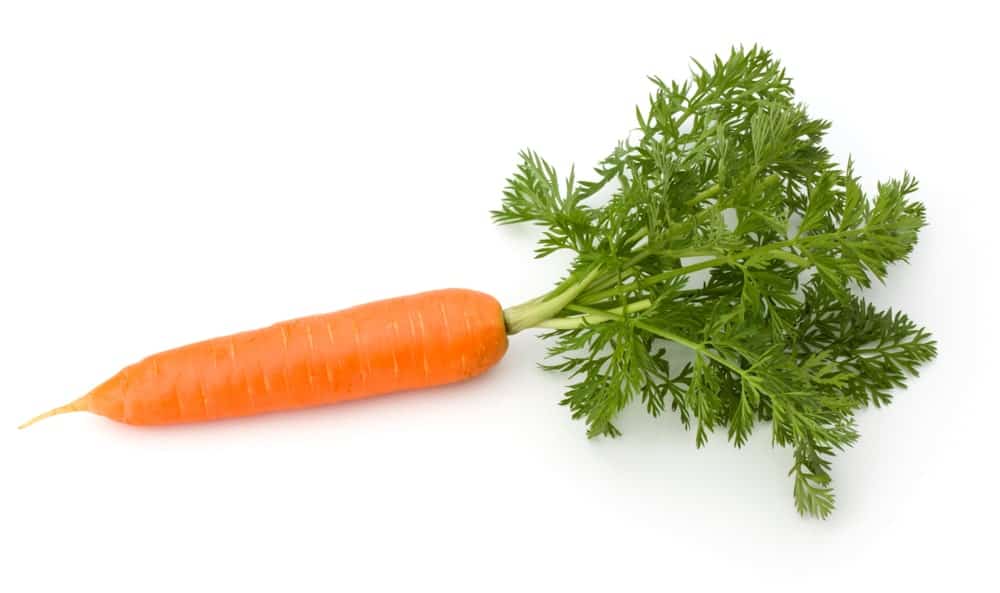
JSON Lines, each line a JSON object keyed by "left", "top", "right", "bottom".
{"left": 19, "top": 289, "right": 508, "bottom": 427}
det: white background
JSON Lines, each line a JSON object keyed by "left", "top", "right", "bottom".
{"left": 2, "top": 1, "right": 996, "bottom": 591}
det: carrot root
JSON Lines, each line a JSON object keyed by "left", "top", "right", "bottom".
{"left": 16, "top": 288, "right": 508, "bottom": 427}
{"left": 18, "top": 396, "right": 90, "bottom": 429}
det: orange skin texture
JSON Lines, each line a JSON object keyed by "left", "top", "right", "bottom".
{"left": 79, "top": 289, "right": 508, "bottom": 425}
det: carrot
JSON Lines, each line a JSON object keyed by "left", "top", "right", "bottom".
{"left": 19, "top": 48, "right": 938, "bottom": 520}
{"left": 19, "top": 289, "right": 508, "bottom": 427}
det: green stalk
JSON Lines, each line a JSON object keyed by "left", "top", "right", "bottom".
{"left": 534, "top": 299, "right": 653, "bottom": 330}
{"left": 567, "top": 305, "right": 750, "bottom": 379}
{"left": 578, "top": 221, "right": 888, "bottom": 303}
{"left": 503, "top": 266, "right": 603, "bottom": 334}
{"left": 684, "top": 183, "right": 722, "bottom": 207}
{"left": 579, "top": 255, "right": 731, "bottom": 304}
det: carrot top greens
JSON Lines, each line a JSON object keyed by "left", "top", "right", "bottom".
{"left": 494, "top": 46, "right": 935, "bottom": 518}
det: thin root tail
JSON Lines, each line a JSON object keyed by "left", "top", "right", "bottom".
{"left": 18, "top": 397, "right": 90, "bottom": 429}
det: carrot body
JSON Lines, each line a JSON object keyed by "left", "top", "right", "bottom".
{"left": 22, "top": 289, "right": 508, "bottom": 426}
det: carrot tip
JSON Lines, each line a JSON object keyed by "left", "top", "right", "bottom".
{"left": 18, "top": 397, "right": 89, "bottom": 429}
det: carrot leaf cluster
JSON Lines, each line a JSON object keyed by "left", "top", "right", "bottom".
{"left": 493, "top": 46, "right": 935, "bottom": 518}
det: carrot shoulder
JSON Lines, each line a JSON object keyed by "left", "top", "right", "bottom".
{"left": 20, "top": 289, "right": 508, "bottom": 427}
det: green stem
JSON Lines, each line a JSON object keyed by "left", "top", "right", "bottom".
{"left": 585, "top": 180, "right": 733, "bottom": 292}
{"left": 569, "top": 305, "right": 750, "bottom": 379}
{"left": 685, "top": 183, "right": 722, "bottom": 207}
{"left": 503, "top": 266, "right": 603, "bottom": 334}
{"left": 503, "top": 175, "right": 868, "bottom": 334}
{"left": 580, "top": 270, "right": 622, "bottom": 297}
{"left": 620, "top": 183, "right": 722, "bottom": 248}
{"left": 580, "top": 222, "right": 891, "bottom": 303}
{"left": 580, "top": 255, "right": 730, "bottom": 304}
{"left": 534, "top": 299, "right": 653, "bottom": 330}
